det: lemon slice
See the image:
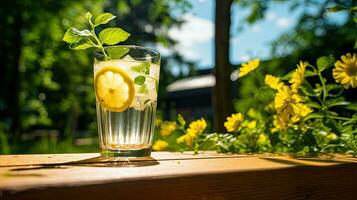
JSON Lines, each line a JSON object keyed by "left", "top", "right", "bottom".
{"left": 95, "top": 66, "right": 135, "bottom": 112}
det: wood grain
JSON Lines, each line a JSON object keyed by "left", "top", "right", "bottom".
{"left": 0, "top": 152, "right": 357, "bottom": 200}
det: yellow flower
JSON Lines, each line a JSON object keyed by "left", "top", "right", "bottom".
{"left": 177, "top": 134, "right": 194, "bottom": 146}
{"left": 155, "top": 118, "right": 162, "bottom": 128}
{"left": 224, "top": 113, "right": 244, "bottom": 132}
{"left": 333, "top": 53, "right": 357, "bottom": 88}
{"left": 272, "top": 114, "right": 289, "bottom": 132}
{"left": 290, "top": 61, "right": 307, "bottom": 92}
{"left": 272, "top": 84, "right": 312, "bottom": 132}
{"left": 186, "top": 118, "right": 207, "bottom": 137}
{"left": 239, "top": 58, "right": 260, "bottom": 77}
{"left": 257, "top": 134, "right": 268, "bottom": 144}
{"left": 160, "top": 122, "right": 176, "bottom": 136}
{"left": 292, "top": 103, "right": 313, "bottom": 118}
{"left": 246, "top": 120, "right": 257, "bottom": 129}
{"left": 177, "top": 118, "right": 207, "bottom": 146}
{"left": 274, "top": 86, "right": 302, "bottom": 112}
{"left": 152, "top": 140, "right": 168, "bottom": 151}
{"left": 265, "top": 74, "right": 283, "bottom": 90}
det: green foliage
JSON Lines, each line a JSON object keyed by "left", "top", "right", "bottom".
{"left": 156, "top": 52, "right": 357, "bottom": 155}
{"left": 105, "top": 46, "right": 129, "bottom": 58}
{"left": 0, "top": 0, "right": 192, "bottom": 154}
{"left": 94, "top": 13, "right": 116, "bottom": 26}
{"left": 62, "top": 11, "right": 130, "bottom": 60}
{"left": 316, "top": 55, "right": 335, "bottom": 72}
{"left": 0, "top": 123, "right": 10, "bottom": 154}
{"left": 99, "top": 27, "right": 130, "bottom": 45}
{"left": 25, "top": 138, "right": 97, "bottom": 154}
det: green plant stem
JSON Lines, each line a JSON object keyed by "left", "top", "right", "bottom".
{"left": 144, "top": 74, "right": 157, "bottom": 81}
{"left": 328, "top": 115, "right": 353, "bottom": 121}
{"left": 317, "top": 72, "right": 327, "bottom": 102}
{"left": 89, "top": 20, "right": 108, "bottom": 60}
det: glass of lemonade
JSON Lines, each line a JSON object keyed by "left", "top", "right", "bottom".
{"left": 94, "top": 45, "right": 160, "bottom": 157}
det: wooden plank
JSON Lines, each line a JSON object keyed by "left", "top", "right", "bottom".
{"left": 0, "top": 152, "right": 357, "bottom": 200}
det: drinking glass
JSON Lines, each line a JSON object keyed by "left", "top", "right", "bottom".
{"left": 94, "top": 45, "right": 160, "bottom": 157}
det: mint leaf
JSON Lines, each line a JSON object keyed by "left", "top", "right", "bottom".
{"left": 99, "top": 27, "right": 130, "bottom": 45}
{"left": 134, "top": 76, "right": 146, "bottom": 85}
{"left": 69, "top": 39, "right": 96, "bottom": 50}
{"left": 85, "top": 12, "right": 93, "bottom": 21}
{"left": 131, "top": 62, "right": 150, "bottom": 75}
{"left": 63, "top": 28, "right": 91, "bottom": 44}
{"left": 139, "top": 85, "right": 148, "bottom": 94}
{"left": 94, "top": 13, "right": 116, "bottom": 26}
{"left": 105, "top": 46, "right": 129, "bottom": 58}
{"left": 316, "top": 55, "right": 335, "bottom": 72}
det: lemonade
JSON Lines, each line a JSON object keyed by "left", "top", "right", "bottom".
{"left": 94, "top": 47, "right": 160, "bottom": 157}
{"left": 62, "top": 12, "right": 160, "bottom": 157}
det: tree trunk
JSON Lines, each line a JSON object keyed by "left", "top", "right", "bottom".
{"left": 213, "top": 0, "right": 233, "bottom": 132}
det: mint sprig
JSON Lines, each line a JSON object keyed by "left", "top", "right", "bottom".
{"left": 131, "top": 62, "right": 158, "bottom": 93}
{"left": 62, "top": 12, "right": 130, "bottom": 60}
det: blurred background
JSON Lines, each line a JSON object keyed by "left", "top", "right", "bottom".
{"left": 0, "top": 0, "right": 356, "bottom": 154}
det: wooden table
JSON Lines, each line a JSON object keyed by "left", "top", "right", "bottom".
{"left": 1, "top": 152, "right": 357, "bottom": 200}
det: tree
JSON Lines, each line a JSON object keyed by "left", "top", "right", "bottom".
{"left": 213, "top": 0, "right": 234, "bottom": 131}
{"left": 0, "top": 0, "right": 191, "bottom": 143}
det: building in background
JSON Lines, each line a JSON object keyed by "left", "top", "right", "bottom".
{"left": 165, "top": 68, "right": 239, "bottom": 122}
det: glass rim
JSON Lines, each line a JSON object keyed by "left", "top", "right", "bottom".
{"left": 94, "top": 45, "right": 160, "bottom": 60}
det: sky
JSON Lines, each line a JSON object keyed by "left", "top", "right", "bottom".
{"left": 163, "top": 0, "right": 348, "bottom": 72}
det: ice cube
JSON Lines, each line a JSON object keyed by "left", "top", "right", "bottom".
{"left": 122, "top": 54, "right": 135, "bottom": 61}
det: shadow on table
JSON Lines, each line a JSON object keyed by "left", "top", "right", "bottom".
{"left": 9, "top": 156, "right": 159, "bottom": 171}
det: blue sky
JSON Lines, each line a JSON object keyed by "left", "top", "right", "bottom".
{"left": 163, "top": 0, "right": 348, "bottom": 72}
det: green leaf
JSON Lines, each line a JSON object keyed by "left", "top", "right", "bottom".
{"left": 354, "top": 39, "right": 357, "bottom": 49}
{"left": 69, "top": 39, "right": 95, "bottom": 50}
{"left": 305, "top": 70, "right": 317, "bottom": 77}
{"left": 306, "top": 102, "right": 321, "bottom": 109}
{"left": 138, "top": 84, "right": 148, "bottom": 94}
{"left": 131, "top": 62, "right": 150, "bottom": 75}
{"left": 99, "top": 27, "right": 130, "bottom": 45}
{"left": 301, "top": 82, "right": 315, "bottom": 97}
{"left": 105, "top": 46, "right": 129, "bottom": 59}
{"left": 304, "top": 113, "right": 324, "bottom": 121}
{"left": 280, "top": 71, "right": 293, "bottom": 80}
{"left": 326, "top": 84, "right": 344, "bottom": 97}
{"left": 134, "top": 76, "right": 146, "bottom": 85}
{"left": 345, "top": 104, "right": 357, "bottom": 112}
{"left": 326, "top": 84, "right": 342, "bottom": 92}
{"left": 326, "top": 5, "right": 347, "bottom": 12}
{"left": 63, "top": 28, "right": 91, "bottom": 44}
{"left": 326, "top": 97, "right": 350, "bottom": 108}
{"left": 316, "top": 55, "right": 335, "bottom": 72}
{"left": 94, "top": 13, "right": 116, "bottom": 26}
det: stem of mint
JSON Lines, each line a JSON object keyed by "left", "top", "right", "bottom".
{"left": 62, "top": 12, "right": 130, "bottom": 61}
{"left": 88, "top": 16, "right": 109, "bottom": 60}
